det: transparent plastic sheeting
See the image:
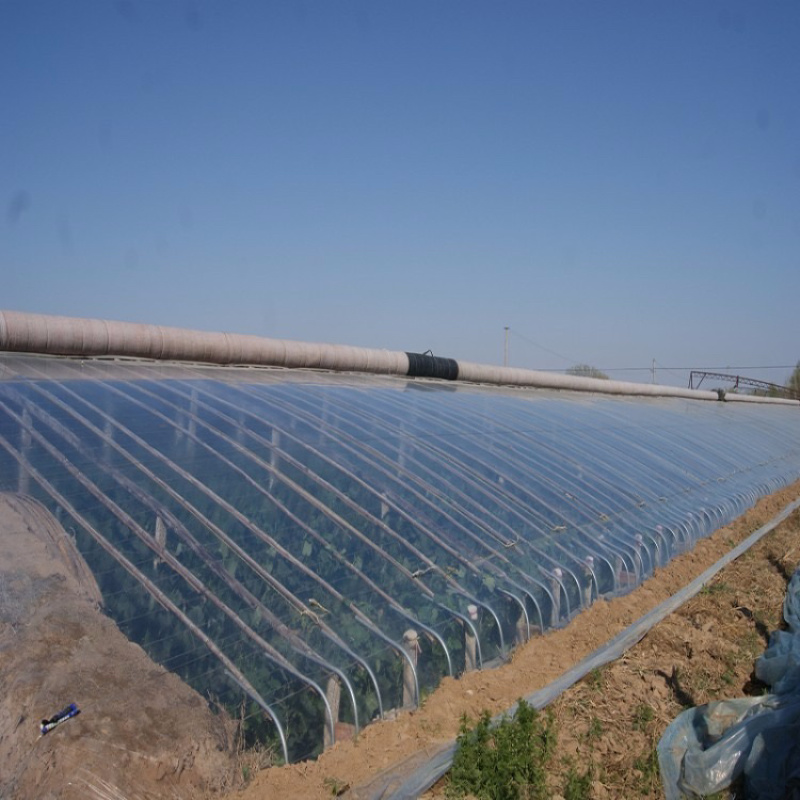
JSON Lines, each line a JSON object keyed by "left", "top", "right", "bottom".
{"left": 659, "top": 560, "right": 800, "bottom": 800}
{"left": 2, "top": 355, "right": 800, "bottom": 762}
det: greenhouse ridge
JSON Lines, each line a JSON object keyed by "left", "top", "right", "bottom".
{"left": 2, "top": 312, "right": 800, "bottom": 762}
{"left": 5, "top": 310, "right": 797, "bottom": 404}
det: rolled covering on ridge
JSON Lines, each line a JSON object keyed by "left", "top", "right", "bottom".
{"left": 1, "top": 310, "right": 797, "bottom": 405}
{"left": 457, "top": 360, "right": 721, "bottom": 401}
{"left": 0, "top": 310, "right": 409, "bottom": 375}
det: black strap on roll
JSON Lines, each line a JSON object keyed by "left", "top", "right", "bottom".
{"left": 405, "top": 352, "right": 459, "bottom": 381}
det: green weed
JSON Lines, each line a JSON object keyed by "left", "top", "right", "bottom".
{"left": 323, "top": 776, "right": 349, "bottom": 796}
{"left": 563, "top": 758, "right": 593, "bottom": 800}
{"left": 447, "top": 699, "right": 555, "bottom": 800}
{"left": 700, "top": 581, "right": 729, "bottom": 596}
{"left": 586, "top": 715, "right": 603, "bottom": 741}
{"left": 586, "top": 666, "right": 606, "bottom": 690}
{"left": 633, "top": 743, "right": 660, "bottom": 795}
{"left": 721, "top": 667, "right": 736, "bottom": 685}
{"left": 632, "top": 702, "right": 654, "bottom": 732}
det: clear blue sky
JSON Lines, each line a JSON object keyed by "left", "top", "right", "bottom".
{"left": 2, "top": 1, "right": 799, "bottom": 387}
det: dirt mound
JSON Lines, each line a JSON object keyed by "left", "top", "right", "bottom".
{"left": 0, "top": 493, "right": 238, "bottom": 800}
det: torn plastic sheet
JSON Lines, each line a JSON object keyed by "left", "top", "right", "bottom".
{"left": 658, "top": 558, "right": 800, "bottom": 799}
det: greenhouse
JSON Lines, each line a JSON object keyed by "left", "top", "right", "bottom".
{"left": 2, "top": 313, "right": 800, "bottom": 764}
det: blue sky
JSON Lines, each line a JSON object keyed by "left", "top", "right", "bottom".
{"left": 2, "top": 1, "right": 799, "bottom": 387}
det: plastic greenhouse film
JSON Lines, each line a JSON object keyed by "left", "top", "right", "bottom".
{"left": 658, "top": 563, "right": 800, "bottom": 800}
{"left": 755, "top": 552, "right": 800, "bottom": 696}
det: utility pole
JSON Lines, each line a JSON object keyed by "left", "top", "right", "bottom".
{"left": 504, "top": 327, "right": 509, "bottom": 367}
{"left": 652, "top": 359, "right": 656, "bottom": 384}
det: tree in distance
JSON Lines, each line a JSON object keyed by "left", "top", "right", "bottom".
{"left": 566, "top": 364, "right": 609, "bottom": 380}
{"left": 787, "top": 362, "right": 800, "bottom": 400}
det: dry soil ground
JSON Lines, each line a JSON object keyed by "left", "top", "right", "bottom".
{"left": 3, "top": 483, "right": 800, "bottom": 800}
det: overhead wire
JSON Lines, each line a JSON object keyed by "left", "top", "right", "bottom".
{"left": 504, "top": 329, "right": 796, "bottom": 382}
